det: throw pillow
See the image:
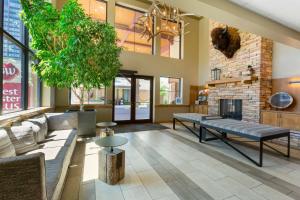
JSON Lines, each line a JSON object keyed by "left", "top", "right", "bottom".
{"left": 28, "top": 114, "right": 48, "bottom": 137}
{"left": 22, "top": 121, "right": 45, "bottom": 143}
{"left": 7, "top": 125, "right": 38, "bottom": 155}
{"left": 0, "top": 128, "right": 16, "bottom": 158}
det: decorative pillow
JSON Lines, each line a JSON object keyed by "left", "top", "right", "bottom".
{"left": 22, "top": 121, "right": 45, "bottom": 143}
{"left": 28, "top": 114, "right": 48, "bottom": 137}
{"left": 0, "top": 128, "right": 16, "bottom": 158}
{"left": 7, "top": 125, "right": 38, "bottom": 155}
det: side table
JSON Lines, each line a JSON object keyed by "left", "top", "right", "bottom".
{"left": 95, "top": 136, "right": 128, "bottom": 185}
{"left": 96, "top": 122, "right": 117, "bottom": 137}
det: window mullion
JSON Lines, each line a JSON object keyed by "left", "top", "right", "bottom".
{"left": 0, "top": 0, "right": 4, "bottom": 114}
{"left": 22, "top": 28, "right": 29, "bottom": 109}
{"left": 37, "top": 78, "right": 42, "bottom": 107}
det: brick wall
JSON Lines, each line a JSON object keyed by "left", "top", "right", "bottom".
{"left": 208, "top": 20, "right": 273, "bottom": 122}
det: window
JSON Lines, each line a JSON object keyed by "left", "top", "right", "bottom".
{"left": 28, "top": 54, "right": 40, "bottom": 109}
{"left": 160, "top": 77, "right": 182, "bottom": 104}
{"left": 70, "top": 87, "right": 106, "bottom": 105}
{"left": 160, "top": 19, "right": 182, "bottom": 59}
{"left": 115, "top": 5, "right": 153, "bottom": 54}
{"left": 1, "top": 0, "right": 41, "bottom": 114}
{"left": 78, "top": 0, "right": 107, "bottom": 22}
{"left": 2, "top": 38, "right": 23, "bottom": 113}
{"left": 4, "top": 0, "right": 24, "bottom": 42}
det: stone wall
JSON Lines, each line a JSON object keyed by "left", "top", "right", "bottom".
{"left": 208, "top": 20, "right": 273, "bottom": 122}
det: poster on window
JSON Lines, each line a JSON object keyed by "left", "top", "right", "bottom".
{"left": 2, "top": 60, "right": 22, "bottom": 112}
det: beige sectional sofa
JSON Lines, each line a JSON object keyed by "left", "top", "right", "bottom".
{"left": 0, "top": 112, "right": 78, "bottom": 200}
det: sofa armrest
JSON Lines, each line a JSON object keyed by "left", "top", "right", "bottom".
{"left": 0, "top": 153, "right": 47, "bottom": 200}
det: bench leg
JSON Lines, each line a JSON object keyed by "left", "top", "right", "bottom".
{"left": 199, "top": 126, "right": 203, "bottom": 143}
{"left": 287, "top": 134, "right": 290, "bottom": 158}
{"left": 259, "top": 141, "right": 263, "bottom": 167}
{"left": 193, "top": 123, "right": 196, "bottom": 129}
{"left": 173, "top": 118, "right": 176, "bottom": 130}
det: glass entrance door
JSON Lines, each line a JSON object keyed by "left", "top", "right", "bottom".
{"left": 113, "top": 75, "right": 153, "bottom": 123}
{"left": 114, "top": 77, "right": 132, "bottom": 121}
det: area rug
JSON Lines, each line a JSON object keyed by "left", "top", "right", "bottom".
{"left": 114, "top": 123, "right": 169, "bottom": 134}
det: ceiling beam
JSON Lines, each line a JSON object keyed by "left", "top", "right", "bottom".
{"left": 152, "top": 0, "right": 300, "bottom": 49}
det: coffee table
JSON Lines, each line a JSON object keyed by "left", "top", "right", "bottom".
{"left": 95, "top": 136, "right": 128, "bottom": 185}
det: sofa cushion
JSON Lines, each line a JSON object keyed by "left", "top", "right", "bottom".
{"left": 46, "top": 113, "right": 78, "bottom": 131}
{"left": 7, "top": 125, "right": 38, "bottom": 155}
{"left": 22, "top": 121, "right": 45, "bottom": 143}
{"left": 0, "top": 128, "right": 16, "bottom": 158}
{"left": 25, "top": 129, "right": 77, "bottom": 200}
{"left": 28, "top": 114, "right": 48, "bottom": 137}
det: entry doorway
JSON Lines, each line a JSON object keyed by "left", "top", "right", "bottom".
{"left": 113, "top": 75, "right": 153, "bottom": 123}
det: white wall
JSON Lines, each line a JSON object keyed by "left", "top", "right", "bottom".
{"left": 272, "top": 42, "right": 300, "bottom": 79}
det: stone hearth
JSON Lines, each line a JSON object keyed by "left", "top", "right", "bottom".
{"left": 208, "top": 20, "right": 273, "bottom": 123}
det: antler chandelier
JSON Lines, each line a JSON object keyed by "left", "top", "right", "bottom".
{"left": 136, "top": 0, "right": 193, "bottom": 41}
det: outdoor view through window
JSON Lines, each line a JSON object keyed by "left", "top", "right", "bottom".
{"left": 160, "top": 77, "right": 182, "bottom": 104}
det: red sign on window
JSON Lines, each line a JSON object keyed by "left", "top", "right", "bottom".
{"left": 3, "top": 63, "right": 19, "bottom": 81}
{"left": 3, "top": 83, "right": 21, "bottom": 111}
{"left": 2, "top": 62, "right": 21, "bottom": 111}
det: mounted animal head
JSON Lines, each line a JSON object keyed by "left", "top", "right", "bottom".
{"left": 211, "top": 26, "right": 241, "bottom": 58}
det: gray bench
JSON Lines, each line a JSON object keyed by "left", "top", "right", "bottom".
{"left": 173, "top": 113, "right": 290, "bottom": 167}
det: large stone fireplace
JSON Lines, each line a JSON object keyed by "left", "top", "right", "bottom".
{"left": 208, "top": 20, "right": 273, "bottom": 123}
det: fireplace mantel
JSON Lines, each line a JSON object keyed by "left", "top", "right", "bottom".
{"left": 206, "top": 76, "right": 258, "bottom": 87}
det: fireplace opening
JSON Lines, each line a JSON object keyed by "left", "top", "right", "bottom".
{"left": 220, "top": 99, "right": 242, "bottom": 120}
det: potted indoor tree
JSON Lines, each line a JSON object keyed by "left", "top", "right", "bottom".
{"left": 20, "top": 0, "right": 122, "bottom": 136}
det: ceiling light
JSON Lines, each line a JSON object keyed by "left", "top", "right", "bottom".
{"left": 135, "top": 0, "right": 193, "bottom": 41}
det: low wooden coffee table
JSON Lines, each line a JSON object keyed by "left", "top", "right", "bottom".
{"left": 95, "top": 136, "right": 128, "bottom": 185}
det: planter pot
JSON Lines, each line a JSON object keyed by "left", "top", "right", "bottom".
{"left": 67, "top": 109, "right": 96, "bottom": 137}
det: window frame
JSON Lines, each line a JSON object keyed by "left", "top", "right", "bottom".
{"left": 115, "top": 3, "right": 155, "bottom": 55}
{"left": 0, "top": 0, "right": 41, "bottom": 115}
{"left": 159, "top": 76, "right": 183, "bottom": 105}
{"left": 159, "top": 18, "right": 182, "bottom": 59}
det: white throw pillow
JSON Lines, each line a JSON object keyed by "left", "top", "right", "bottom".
{"left": 7, "top": 125, "right": 38, "bottom": 155}
{"left": 28, "top": 114, "right": 48, "bottom": 137}
{"left": 22, "top": 121, "right": 45, "bottom": 143}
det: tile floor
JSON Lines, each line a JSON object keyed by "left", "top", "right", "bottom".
{"left": 62, "top": 123, "right": 300, "bottom": 200}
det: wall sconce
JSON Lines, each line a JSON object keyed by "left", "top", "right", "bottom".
{"left": 289, "top": 81, "right": 300, "bottom": 84}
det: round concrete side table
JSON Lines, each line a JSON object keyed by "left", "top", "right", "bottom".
{"left": 96, "top": 122, "right": 117, "bottom": 137}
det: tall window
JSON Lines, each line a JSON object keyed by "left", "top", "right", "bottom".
{"left": 70, "top": 87, "right": 106, "bottom": 105}
{"left": 1, "top": 0, "right": 41, "bottom": 114}
{"left": 160, "top": 77, "right": 182, "bottom": 104}
{"left": 160, "top": 19, "right": 182, "bottom": 59}
{"left": 78, "top": 0, "right": 107, "bottom": 22}
{"left": 115, "top": 5, "right": 153, "bottom": 54}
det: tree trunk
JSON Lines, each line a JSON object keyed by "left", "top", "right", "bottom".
{"left": 80, "top": 103, "right": 84, "bottom": 112}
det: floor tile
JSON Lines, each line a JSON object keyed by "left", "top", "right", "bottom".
{"left": 122, "top": 185, "right": 152, "bottom": 200}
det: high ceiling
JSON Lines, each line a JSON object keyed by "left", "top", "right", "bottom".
{"left": 229, "top": 0, "right": 300, "bottom": 32}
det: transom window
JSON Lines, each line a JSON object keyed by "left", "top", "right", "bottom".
{"left": 78, "top": 0, "right": 107, "bottom": 22}
{"left": 115, "top": 5, "right": 153, "bottom": 55}
{"left": 160, "top": 77, "right": 182, "bottom": 105}
{"left": 160, "top": 19, "right": 182, "bottom": 59}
